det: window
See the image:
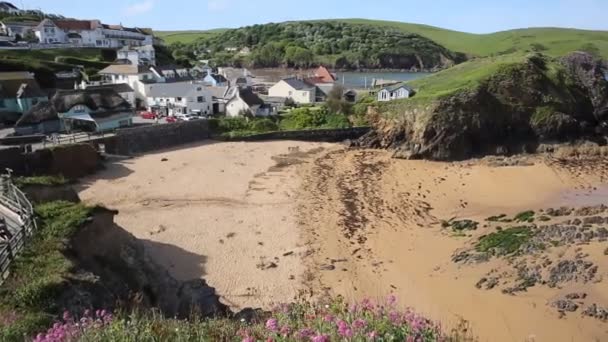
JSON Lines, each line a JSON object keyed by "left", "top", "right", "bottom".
{"left": 197, "top": 96, "right": 205, "bottom": 103}
{"left": 0, "top": 99, "right": 4, "bottom": 108}
{"left": 288, "top": 91, "right": 293, "bottom": 96}
{"left": 196, "top": 87, "right": 202, "bottom": 91}
{"left": 72, "top": 105, "right": 87, "bottom": 113}
{"left": 176, "top": 97, "right": 182, "bottom": 101}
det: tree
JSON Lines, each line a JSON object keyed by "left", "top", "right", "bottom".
{"left": 325, "top": 85, "right": 353, "bottom": 115}
{"left": 251, "top": 42, "right": 285, "bottom": 67}
{"left": 284, "top": 46, "right": 314, "bottom": 68}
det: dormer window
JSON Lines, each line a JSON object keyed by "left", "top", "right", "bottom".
{"left": 72, "top": 105, "right": 87, "bottom": 113}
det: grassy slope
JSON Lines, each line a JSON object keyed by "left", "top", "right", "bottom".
{"left": 155, "top": 29, "right": 228, "bottom": 44}
{"left": 156, "top": 19, "right": 608, "bottom": 58}
{"left": 407, "top": 53, "right": 528, "bottom": 100}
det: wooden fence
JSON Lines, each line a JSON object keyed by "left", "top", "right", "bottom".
{"left": 0, "top": 175, "right": 36, "bottom": 285}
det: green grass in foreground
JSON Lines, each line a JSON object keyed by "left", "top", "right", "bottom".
{"left": 14, "top": 175, "right": 69, "bottom": 188}
{"left": 0, "top": 201, "right": 92, "bottom": 341}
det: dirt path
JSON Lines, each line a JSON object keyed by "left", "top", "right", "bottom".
{"left": 298, "top": 149, "right": 608, "bottom": 342}
{"left": 79, "top": 141, "right": 338, "bottom": 311}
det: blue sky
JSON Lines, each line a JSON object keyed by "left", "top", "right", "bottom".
{"left": 15, "top": 0, "right": 607, "bottom": 33}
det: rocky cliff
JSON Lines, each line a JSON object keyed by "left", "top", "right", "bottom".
{"left": 62, "top": 207, "right": 228, "bottom": 318}
{"left": 359, "top": 52, "right": 608, "bottom": 160}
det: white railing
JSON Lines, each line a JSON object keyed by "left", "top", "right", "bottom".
{"left": 0, "top": 173, "right": 37, "bottom": 285}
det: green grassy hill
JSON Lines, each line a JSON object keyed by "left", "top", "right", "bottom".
{"left": 155, "top": 29, "right": 228, "bottom": 44}
{"left": 157, "top": 19, "right": 608, "bottom": 58}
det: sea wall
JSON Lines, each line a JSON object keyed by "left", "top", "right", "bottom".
{"left": 99, "top": 120, "right": 212, "bottom": 156}
{"left": 0, "top": 144, "right": 100, "bottom": 178}
{"left": 228, "top": 127, "right": 371, "bottom": 143}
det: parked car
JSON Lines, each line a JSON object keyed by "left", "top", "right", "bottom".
{"left": 166, "top": 116, "right": 177, "bottom": 123}
{"left": 139, "top": 111, "right": 156, "bottom": 120}
{"left": 179, "top": 114, "right": 201, "bottom": 122}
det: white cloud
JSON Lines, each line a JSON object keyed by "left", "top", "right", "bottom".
{"left": 208, "top": 0, "right": 230, "bottom": 11}
{"left": 123, "top": 0, "right": 155, "bottom": 16}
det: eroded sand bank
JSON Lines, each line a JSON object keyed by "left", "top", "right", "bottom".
{"left": 79, "top": 141, "right": 336, "bottom": 310}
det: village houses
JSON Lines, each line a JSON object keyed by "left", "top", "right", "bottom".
{"left": 0, "top": 15, "right": 153, "bottom": 47}
{"left": 226, "top": 87, "right": 269, "bottom": 117}
{"left": 0, "top": 1, "right": 20, "bottom": 15}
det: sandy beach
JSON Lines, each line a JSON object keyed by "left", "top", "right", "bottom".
{"left": 79, "top": 141, "right": 336, "bottom": 310}
{"left": 79, "top": 142, "right": 608, "bottom": 341}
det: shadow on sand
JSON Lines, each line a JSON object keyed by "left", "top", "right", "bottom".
{"left": 141, "top": 239, "right": 208, "bottom": 281}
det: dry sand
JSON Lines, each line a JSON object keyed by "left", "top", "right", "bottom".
{"left": 79, "top": 141, "right": 336, "bottom": 310}
{"left": 79, "top": 141, "right": 608, "bottom": 341}
{"left": 298, "top": 149, "right": 608, "bottom": 342}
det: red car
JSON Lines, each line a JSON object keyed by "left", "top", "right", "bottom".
{"left": 165, "top": 116, "right": 177, "bottom": 123}
{"left": 139, "top": 111, "right": 156, "bottom": 120}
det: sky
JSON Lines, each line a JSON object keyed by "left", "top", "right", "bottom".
{"left": 14, "top": 0, "right": 608, "bottom": 33}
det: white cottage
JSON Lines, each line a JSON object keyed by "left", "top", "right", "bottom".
{"left": 226, "top": 87, "right": 266, "bottom": 117}
{"left": 268, "top": 77, "right": 316, "bottom": 104}
{"left": 377, "top": 84, "right": 415, "bottom": 102}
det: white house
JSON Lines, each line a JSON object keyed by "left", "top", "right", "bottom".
{"left": 2, "top": 21, "right": 38, "bottom": 41}
{"left": 377, "top": 84, "right": 415, "bottom": 102}
{"left": 35, "top": 19, "right": 64, "bottom": 44}
{"left": 226, "top": 87, "right": 266, "bottom": 117}
{"left": 146, "top": 82, "right": 212, "bottom": 117}
{"left": 268, "top": 77, "right": 316, "bottom": 104}
{"left": 203, "top": 74, "right": 228, "bottom": 87}
{"left": 117, "top": 45, "right": 156, "bottom": 66}
{"left": 0, "top": 2, "right": 20, "bottom": 15}
{"left": 53, "top": 20, "right": 104, "bottom": 46}
{"left": 98, "top": 64, "right": 156, "bottom": 106}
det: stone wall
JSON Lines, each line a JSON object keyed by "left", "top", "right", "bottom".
{"left": 228, "top": 127, "right": 371, "bottom": 143}
{"left": 0, "top": 144, "right": 100, "bottom": 178}
{"left": 99, "top": 120, "right": 212, "bottom": 156}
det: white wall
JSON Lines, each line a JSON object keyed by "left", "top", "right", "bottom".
{"left": 268, "top": 80, "right": 315, "bottom": 104}
{"left": 226, "top": 98, "right": 250, "bottom": 117}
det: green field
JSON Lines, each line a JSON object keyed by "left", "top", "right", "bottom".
{"left": 156, "top": 18, "right": 608, "bottom": 58}
{"left": 155, "top": 29, "right": 228, "bottom": 44}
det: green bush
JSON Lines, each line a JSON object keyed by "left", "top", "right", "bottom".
{"left": 476, "top": 226, "right": 534, "bottom": 255}
{"left": 249, "top": 118, "right": 278, "bottom": 132}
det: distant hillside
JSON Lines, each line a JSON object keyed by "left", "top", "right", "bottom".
{"left": 157, "top": 19, "right": 608, "bottom": 59}
{"left": 163, "top": 21, "right": 467, "bottom": 70}
{"left": 155, "top": 29, "right": 228, "bottom": 44}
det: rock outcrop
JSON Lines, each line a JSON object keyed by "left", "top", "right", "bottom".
{"left": 62, "top": 207, "right": 227, "bottom": 318}
{"left": 359, "top": 52, "right": 608, "bottom": 160}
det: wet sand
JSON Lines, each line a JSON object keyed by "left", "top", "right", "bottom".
{"left": 297, "top": 150, "right": 608, "bottom": 342}
{"left": 79, "top": 141, "right": 336, "bottom": 310}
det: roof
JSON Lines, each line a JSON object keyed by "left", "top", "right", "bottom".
{"left": 51, "top": 88, "right": 131, "bottom": 115}
{"left": 16, "top": 88, "right": 131, "bottom": 126}
{"left": 206, "top": 86, "right": 229, "bottom": 99}
{"left": 36, "top": 19, "right": 56, "bottom": 28}
{"left": 0, "top": 78, "right": 44, "bottom": 99}
{"left": 86, "top": 83, "right": 134, "bottom": 93}
{"left": 15, "top": 101, "right": 56, "bottom": 126}
{"left": 0, "top": 2, "right": 18, "bottom": 10}
{"left": 98, "top": 64, "right": 150, "bottom": 75}
{"left": 315, "top": 66, "right": 336, "bottom": 83}
{"left": 146, "top": 82, "right": 207, "bottom": 98}
{"left": 235, "top": 87, "right": 264, "bottom": 107}
{"left": 54, "top": 20, "right": 99, "bottom": 31}
{"left": 206, "top": 74, "right": 227, "bottom": 83}
{"left": 383, "top": 83, "right": 414, "bottom": 92}
{"left": 282, "top": 77, "right": 315, "bottom": 91}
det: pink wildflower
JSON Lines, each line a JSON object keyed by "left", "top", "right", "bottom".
{"left": 265, "top": 318, "right": 279, "bottom": 332}
{"left": 323, "top": 314, "right": 335, "bottom": 322}
{"left": 242, "top": 337, "right": 255, "bottom": 342}
{"left": 298, "top": 328, "right": 315, "bottom": 338}
{"left": 387, "top": 294, "right": 397, "bottom": 306}
{"left": 352, "top": 318, "right": 367, "bottom": 330}
{"left": 368, "top": 331, "right": 378, "bottom": 339}
{"left": 312, "top": 334, "right": 330, "bottom": 342}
